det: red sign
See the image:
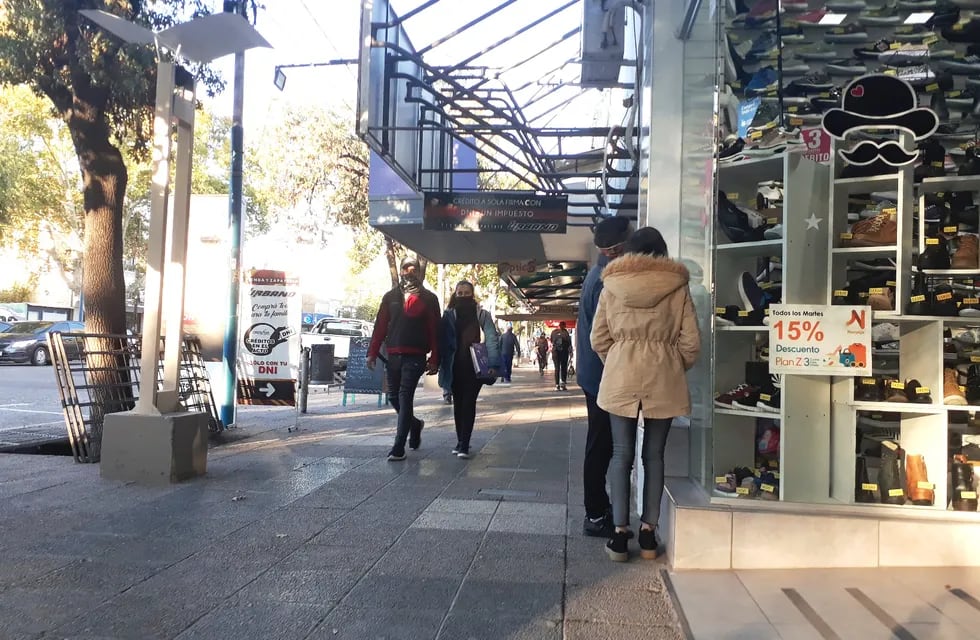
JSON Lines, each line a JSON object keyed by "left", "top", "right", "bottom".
{"left": 801, "top": 127, "right": 831, "bottom": 164}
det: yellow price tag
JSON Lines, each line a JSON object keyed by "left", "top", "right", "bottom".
{"left": 965, "top": 298, "right": 979, "bottom": 304}
{"left": 926, "top": 83, "right": 940, "bottom": 93}
{"left": 916, "top": 387, "right": 930, "bottom": 394}
{"left": 862, "top": 483, "right": 878, "bottom": 491}
{"left": 834, "top": 289, "right": 850, "bottom": 297}
{"left": 861, "top": 378, "right": 877, "bottom": 385}
{"left": 761, "top": 484, "right": 776, "bottom": 493}
{"left": 961, "top": 491, "right": 978, "bottom": 499}
{"left": 917, "top": 481, "right": 935, "bottom": 490}
{"left": 944, "top": 226, "right": 959, "bottom": 234}
{"left": 790, "top": 117, "right": 803, "bottom": 126}
{"left": 910, "top": 294, "right": 927, "bottom": 303}
{"left": 715, "top": 307, "right": 726, "bottom": 314}
{"left": 767, "top": 217, "right": 779, "bottom": 224}
{"left": 736, "top": 487, "right": 750, "bottom": 495}
{"left": 926, "top": 238, "right": 940, "bottom": 245}
{"left": 890, "top": 381, "right": 905, "bottom": 390}
{"left": 715, "top": 476, "right": 728, "bottom": 484}
{"left": 840, "top": 233, "right": 854, "bottom": 240}
{"left": 749, "top": 130, "right": 764, "bottom": 140}
{"left": 738, "top": 310, "right": 750, "bottom": 317}
{"left": 889, "top": 488, "right": 905, "bottom": 497}
{"left": 882, "top": 208, "right": 897, "bottom": 216}
{"left": 760, "top": 393, "right": 772, "bottom": 401}
{"left": 937, "top": 292, "right": 953, "bottom": 301}
{"left": 869, "top": 287, "right": 886, "bottom": 295}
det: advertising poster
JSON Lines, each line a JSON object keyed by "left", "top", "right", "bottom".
{"left": 182, "top": 194, "right": 231, "bottom": 362}
{"left": 423, "top": 192, "right": 568, "bottom": 233}
{"left": 237, "top": 269, "right": 301, "bottom": 406}
{"left": 768, "top": 304, "right": 872, "bottom": 376}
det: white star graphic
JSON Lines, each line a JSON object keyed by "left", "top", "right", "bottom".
{"left": 805, "top": 213, "right": 823, "bottom": 230}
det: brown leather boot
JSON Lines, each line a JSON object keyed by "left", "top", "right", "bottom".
{"left": 952, "top": 234, "right": 980, "bottom": 270}
{"left": 905, "top": 454, "right": 934, "bottom": 506}
{"left": 847, "top": 212, "right": 898, "bottom": 247}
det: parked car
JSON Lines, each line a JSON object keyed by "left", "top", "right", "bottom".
{"left": 300, "top": 318, "right": 372, "bottom": 371}
{"left": 0, "top": 320, "right": 85, "bottom": 365}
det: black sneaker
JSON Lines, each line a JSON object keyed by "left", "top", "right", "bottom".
{"left": 638, "top": 527, "right": 660, "bottom": 560}
{"left": 387, "top": 448, "right": 407, "bottom": 461}
{"left": 451, "top": 443, "right": 462, "bottom": 454}
{"left": 719, "top": 136, "right": 745, "bottom": 163}
{"left": 456, "top": 447, "right": 472, "bottom": 459}
{"left": 605, "top": 530, "right": 630, "bottom": 562}
{"left": 583, "top": 513, "right": 615, "bottom": 537}
{"left": 408, "top": 418, "right": 424, "bottom": 450}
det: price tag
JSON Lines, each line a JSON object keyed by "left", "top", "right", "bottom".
{"left": 767, "top": 217, "right": 779, "bottom": 224}
{"left": 917, "top": 481, "right": 935, "bottom": 490}
{"left": 760, "top": 393, "right": 772, "bottom": 401}
{"left": 886, "top": 281, "right": 896, "bottom": 287}
{"left": 862, "top": 483, "right": 878, "bottom": 491}
{"left": 884, "top": 68, "right": 897, "bottom": 76}
{"left": 954, "top": 22, "right": 965, "bottom": 31}
{"left": 768, "top": 304, "right": 872, "bottom": 376}
{"left": 924, "top": 35, "right": 939, "bottom": 45}
{"left": 926, "top": 238, "right": 941, "bottom": 245}
{"left": 961, "top": 491, "right": 978, "bottom": 499}
{"left": 750, "top": 130, "right": 764, "bottom": 140}
{"left": 889, "top": 42, "right": 901, "bottom": 49}
{"left": 754, "top": 469, "right": 762, "bottom": 477}
{"left": 738, "top": 310, "right": 750, "bottom": 317}
{"left": 882, "top": 208, "right": 897, "bottom": 216}
{"left": 761, "top": 483, "right": 776, "bottom": 493}
{"left": 834, "top": 290, "right": 850, "bottom": 297}
{"left": 926, "top": 84, "right": 941, "bottom": 94}
{"left": 790, "top": 117, "right": 803, "bottom": 126}
{"left": 729, "top": 192, "right": 740, "bottom": 200}
{"left": 916, "top": 387, "right": 930, "bottom": 394}
{"left": 931, "top": 160, "right": 943, "bottom": 167}
{"left": 869, "top": 287, "right": 886, "bottom": 295}
{"left": 732, "top": 81, "right": 742, "bottom": 89}
{"left": 970, "top": 356, "right": 980, "bottom": 363}
{"left": 937, "top": 291, "right": 953, "bottom": 302}
{"left": 736, "top": 487, "right": 750, "bottom": 495}
{"left": 861, "top": 377, "right": 877, "bottom": 385}
{"left": 911, "top": 294, "right": 927, "bottom": 303}
{"left": 965, "top": 298, "right": 979, "bottom": 305}
{"left": 944, "top": 226, "right": 959, "bottom": 234}
{"left": 715, "top": 476, "right": 728, "bottom": 484}
{"left": 888, "top": 488, "right": 905, "bottom": 497}
{"left": 890, "top": 381, "right": 905, "bottom": 390}
{"left": 715, "top": 307, "right": 727, "bottom": 314}
{"left": 840, "top": 233, "right": 854, "bottom": 240}
{"left": 949, "top": 89, "right": 962, "bottom": 98}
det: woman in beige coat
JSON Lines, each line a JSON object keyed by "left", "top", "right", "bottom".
{"left": 590, "top": 227, "right": 701, "bottom": 561}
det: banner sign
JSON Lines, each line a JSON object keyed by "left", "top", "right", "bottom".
{"left": 423, "top": 192, "right": 567, "bottom": 233}
{"left": 238, "top": 269, "right": 301, "bottom": 405}
{"left": 737, "top": 97, "right": 761, "bottom": 139}
{"left": 768, "top": 304, "right": 872, "bottom": 376}
{"left": 801, "top": 127, "right": 831, "bottom": 164}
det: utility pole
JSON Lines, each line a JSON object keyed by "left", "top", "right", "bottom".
{"left": 220, "top": 0, "right": 248, "bottom": 428}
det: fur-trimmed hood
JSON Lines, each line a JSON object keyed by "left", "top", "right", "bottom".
{"left": 601, "top": 254, "right": 690, "bottom": 309}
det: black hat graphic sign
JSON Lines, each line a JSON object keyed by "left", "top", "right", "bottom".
{"left": 822, "top": 74, "right": 939, "bottom": 167}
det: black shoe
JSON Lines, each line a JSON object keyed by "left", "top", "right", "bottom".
{"left": 638, "top": 527, "right": 660, "bottom": 560}
{"left": 387, "top": 448, "right": 406, "bottom": 461}
{"left": 456, "top": 448, "right": 472, "bottom": 459}
{"left": 409, "top": 418, "right": 424, "bottom": 450}
{"left": 605, "top": 530, "right": 631, "bottom": 562}
{"left": 583, "top": 514, "right": 615, "bottom": 537}
{"left": 556, "top": 385, "right": 562, "bottom": 391}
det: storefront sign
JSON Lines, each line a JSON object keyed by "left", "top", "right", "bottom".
{"left": 801, "top": 127, "right": 831, "bottom": 164}
{"left": 238, "top": 269, "right": 301, "bottom": 405}
{"left": 768, "top": 304, "right": 872, "bottom": 376}
{"left": 498, "top": 260, "right": 538, "bottom": 279}
{"left": 423, "top": 192, "right": 567, "bottom": 233}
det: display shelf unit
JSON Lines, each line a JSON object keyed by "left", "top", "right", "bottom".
{"left": 713, "top": 152, "right": 830, "bottom": 503}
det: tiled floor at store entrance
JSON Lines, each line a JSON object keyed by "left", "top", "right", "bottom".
{"left": 668, "top": 567, "right": 980, "bottom": 640}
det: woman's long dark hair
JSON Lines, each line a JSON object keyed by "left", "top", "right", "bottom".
{"left": 447, "top": 280, "right": 476, "bottom": 309}
{"left": 625, "top": 227, "right": 668, "bottom": 257}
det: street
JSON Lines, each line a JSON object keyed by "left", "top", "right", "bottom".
{"left": 0, "top": 364, "right": 64, "bottom": 434}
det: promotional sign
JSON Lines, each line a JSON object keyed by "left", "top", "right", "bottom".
{"left": 423, "top": 192, "right": 567, "bottom": 233}
{"left": 768, "top": 304, "right": 872, "bottom": 376}
{"left": 344, "top": 337, "right": 385, "bottom": 395}
{"left": 800, "top": 127, "right": 831, "bottom": 164}
{"left": 737, "top": 97, "right": 761, "bottom": 139}
{"left": 238, "top": 269, "right": 301, "bottom": 405}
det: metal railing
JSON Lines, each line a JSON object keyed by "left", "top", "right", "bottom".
{"left": 48, "top": 332, "right": 223, "bottom": 464}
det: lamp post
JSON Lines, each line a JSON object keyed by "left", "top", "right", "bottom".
{"left": 79, "top": 9, "right": 269, "bottom": 484}
{"left": 271, "top": 59, "right": 358, "bottom": 92}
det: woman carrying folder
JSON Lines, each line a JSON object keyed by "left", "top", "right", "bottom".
{"left": 439, "top": 280, "right": 500, "bottom": 459}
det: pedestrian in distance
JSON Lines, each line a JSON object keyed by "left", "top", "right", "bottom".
{"left": 499, "top": 323, "right": 521, "bottom": 384}
{"left": 550, "top": 321, "right": 572, "bottom": 391}
{"left": 535, "top": 332, "right": 549, "bottom": 375}
{"left": 367, "top": 256, "right": 442, "bottom": 462}
{"left": 438, "top": 280, "right": 500, "bottom": 459}
{"left": 577, "top": 215, "right": 631, "bottom": 538}
{"left": 591, "top": 227, "right": 700, "bottom": 562}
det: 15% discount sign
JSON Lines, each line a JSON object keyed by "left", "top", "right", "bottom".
{"left": 767, "top": 304, "right": 872, "bottom": 376}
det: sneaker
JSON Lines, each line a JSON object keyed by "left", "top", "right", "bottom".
{"left": 787, "top": 70, "right": 835, "bottom": 92}
{"left": 757, "top": 389, "right": 781, "bottom": 413}
{"left": 638, "top": 527, "right": 660, "bottom": 560}
{"left": 856, "top": 376, "right": 884, "bottom": 402}
{"left": 893, "top": 24, "right": 938, "bottom": 41}
{"left": 757, "top": 181, "right": 784, "bottom": 209}
{"left": 739, "top": 271, "right": 778, "bottom": 311}
{"left": 884, "top": 378, "right": 909, "bottom": 402}
{"left": 605, "top": 530, "right": 631, "bottom": 562}
{"left": 945, "top": 367, "right": 969, "bottom": 405}
{"left": 827, "top": 0, "right": 867, "bottom": 9}
{"left": 747, "top": 101, "right": 781, "bottom": 132}
{"left": 858, "top": 4, "right": 902, "bottom": 24}
{"left": 746, "top": 67, "right": 780, "bottom": 96}
{"left": 854, "top": 38, "right": 896, "bottom": 59}
{"left": 952, "top": 234, "right": 979, "bottom": 269}
{"left": 456, "top": 448, "right": 472, "bottom": 459}
{"left": 846, "top": 211, "right": 898, "bottom": 247}
{"left": 788, "top": 8, "right": 828, "bottom": 26}
{"left": 718, "top": 191, "right": 768, "bottom": 243}
{"left": 795, "top": 43, "right": 839, "bottom": 63}
{"left": 743, "top": 128, "right": 804, "bottom": 156}
{"left": 715, "top": 383, "right": 761, "bottom": 408}
{"left": 872, "top": 322, "right": 900, "bottom": 343}
{"left": 387, "top": 448, "right": 407, "bottom": 461}
{"left": 763, "top": 224, "right": 783, "bottom": 240}
{"left": 826, "top": 58, "right": 869, "bottom": 76}
{"left": 918, "top": 237, "right": 951, "bottom": 270}
{"left": 825, "top": 24, "right": 870, "bottom": 43}
{"left": 408, "top": 418, "right": 424, "bottom": 450}
{"left": 905, "top": 379, "right": 933, "bottom": 403}
{"left": 719, "top": 136, "right": 746, "bottom": 163}
{"left": 583, "top": 513, "right": 615, "bottom": 537}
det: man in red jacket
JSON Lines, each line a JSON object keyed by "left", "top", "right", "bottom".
{"left": 367, "top": 256, "right": 441, "bottom": 461}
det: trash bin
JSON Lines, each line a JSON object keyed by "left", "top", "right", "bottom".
{"left": 309, "top": 343, "right": 335, "bottom": 385}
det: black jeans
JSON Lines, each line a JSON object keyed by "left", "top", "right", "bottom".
{"left": 501, "top": 352, "right": 514, "bottom": 381}
{"left": 537, "top": 350, "right": 548, "bottom": 373}
{"left": 452, "top": 359, "right": 482, "bottom": 449}
{"left": 609, "top": 414, "right": 672, "bottom": 528}
{"left": 385, "top": 354, "right": 426, "bottom": 451}
{"left": 583, "top": 392, "right": 613, "bottom": 519}
{"left": 553, "top": 350, "right": 569, "bottom": 385}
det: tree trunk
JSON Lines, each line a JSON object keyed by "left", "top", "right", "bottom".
{"left": 384, "top": 233, "right": 399, "bottom": 288}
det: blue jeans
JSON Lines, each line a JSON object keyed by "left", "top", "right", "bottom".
{"left": 385, "top": 354, "right": 425, "bottom": 451}
{"left": 609, "top": 414, "right": 672, "bottom": 529}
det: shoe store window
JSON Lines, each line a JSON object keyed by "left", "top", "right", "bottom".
{"left": 696, "top": 0, "right": 980, "bottom": 515}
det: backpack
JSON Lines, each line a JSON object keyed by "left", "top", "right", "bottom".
{"left": 552, "top": 330, "right": 569, "bottom": 351}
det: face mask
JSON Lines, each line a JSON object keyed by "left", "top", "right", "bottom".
{"left": 400, "top": 274, "right": 421, "bottom": 292}
{"left": 455, "top": 297, "right": 476, "bottom": 313}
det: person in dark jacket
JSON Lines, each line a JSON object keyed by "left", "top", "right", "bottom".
{"left": 368, "top": 256, "right": 441, "bottom": 461}
{"left": 438, "top": 281, "right": 500, "bottom": 459}
{"left": 577, "top": 216, "right": 631, "bottom": 537}
{"left": 499, "top": 324, "right": 521, "bottom": 384}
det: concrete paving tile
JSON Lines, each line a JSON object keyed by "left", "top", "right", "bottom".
{"left": 428, "top": 497, "right": 500, "bottom": 514}
{"left": 566, "top": 575, "right": 677, "bottom": 627}
{"left": 235, "top": 568, "right": 364, "bottom": 604}
{"left": 466, "top": 555, "right": 564, "bottom": 584}
{"left": 495, "top": 501, "right": 566, "bottom": 517}
{"left": 278, "top": 544, "right": 378, "bottom": 574}
{"left": 0, "top": 555, "right": 74, "bottom": 587}
{"left": 175, "top": 599, "right": 333, "bottom": 640}
{"left": 564, "top": 620, "right": 683, "bottom": 640}
{"left": 439, "top": 613, "right": 562, "bottom": 640}
{"left": 411, "top": 511, "right": 493, "bottom": 531}
{"left": 342, "top": 575, "right": 461, "bottom": 611}
{"left": 481, "top": 532, "right": 565, "bottom": 557}
{"left": 308, "top": 605, "right": 446, "bottom": 640}
{"left": 488, "top": 513, "right": 566, "bottom": 535}
{"left": 23, "top": 558, "right": 159, "bottom": 594}
{"left": 0, "top": 587, "right": 113, "bottom": 638}
{"left": 61, "top": 591, "right": 214, "bottom": 640}
{"left": 454, "top": 579, "right": 563, "bottom": 617}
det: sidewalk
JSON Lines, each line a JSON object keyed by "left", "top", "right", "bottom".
{"left": 0, "top": 366, "right": 684, "bottom": 640}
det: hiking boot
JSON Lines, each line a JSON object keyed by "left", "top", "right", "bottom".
{"left": 408, "top": 418, "right": 424, "bottom": 450}
{"left": 387, "top": 448, "right": 407, "bottom": 461}
{"left": 906, "top": 454, "right": 934, "bottom": 506}
{"left": 583, "top": 512, "right": 615, "bottom": 537}
{"left": 638, "top": 527, "right": 660, "bottom": 560}
{"left": 847, "top": 212, "right": 898, "bottom": 247}
{"left": 605, "top": 530, "right": 631, "bottom": 562}
{"left": 945, "top": 367, "right": 968, "bottom": 405}
{"left": 952, "top": 234, "right": 979, "bottom": 269}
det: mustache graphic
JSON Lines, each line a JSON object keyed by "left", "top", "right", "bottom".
{"left": 839, "top": 140, "right": 919, "bottom": 167}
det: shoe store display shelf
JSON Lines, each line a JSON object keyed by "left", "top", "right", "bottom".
{"left": 834, "top": 174, "right": 900, "bottom": 196}
{"left": 918, "top": 175, "right": 980, "bottom": 194}
{"left": 830, "top": 246, "right": 899, "bottom": 259}
{"left": 917, "top": 269, "right": 980, "bottom": 276}
{"left": 877, "top": 313, "right": 980, "bottom": 325}
{"left": 713, "top": 153, "right": 831, "bottom": 504}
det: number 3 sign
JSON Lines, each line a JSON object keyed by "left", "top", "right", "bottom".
{"left": 801, "top": 127, "right": 831, "bottom": 164}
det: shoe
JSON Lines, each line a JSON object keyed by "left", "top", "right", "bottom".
{"left": 904, "top": 379, "right": 932, "bottom": 403}
{"left": 879, "top": 441, "right": 907, "bottom": 505}
{"left": 858, "top": 5, "right": 902, "bottom": 24}
{"left": 856, "top": 376, "right": 884, "bottom": 402}
{"left": 951, "top": 459, "right": 978, "bottom": 511}
{"left": 408, "top": 418, "right": 424, "bottom": 450}
{"left": 444, "top": 394, "right": 453, "bottom": 405}
{"left": 387, "top": 448, "right": 407, "bottom": 461}
{"left": 747, "top": 101, "right": 782, "bottom": 133}
{"left": 638, "top": 527, "right": 660, "bottom": 560}
{"left": 718, "top": 191, "right": 768, "bottom": 243}
{"left": 867, "top": 286, "right": 895, "bottom": 311}
{"left": 745, "top": 67, "right": 780, "bottom": 96}
{"left": 456, "top": 448, "right": 472, "bottom": 459}
{"left": 825, "top": 24, "right": 870, "bottom": 43}
{"left": 786, "top": 70, "right": 834, "bottom": 93}
{"left": 945, "top": 367, "right": 968, "bottom": 405}
{"left": 788, "top": 8, "right": 828, "bottom": 26}
{"left": 757, "top": 389, "right": 781, "bottom": 413}
{"left": 605, "top": 530, "right": 631, "bottom": 562}
{"left": 827, "top": 0, "right": 867, "bottom": 9}
{"left": 933, "top": 284, "right": 959, "bottom": 316}
{"left": 739, "top": 271, "right": 778, "bottom": 311}
{"left": 795, "top": 42, "right": 839, "bottom": 60}
{"left": 872, "top": 322, "right": 899, "bottom": 343}
{"left": 715, "top": 383, "right": 760, "bottom": 408}
{"left": 940, "top": 53, "right": 980, "bottom": 74}
{"left": 583, "top": 513, "right": 615, "bottom": 537}
{"left": 952, "top": 234, "right": 979, "bottom": 269}
{"left": 846, "top": 211, "right": 897, "bottom": 247}
{"left": 906, "top": 454, "right": 934, "bottom": 506}
{"left": 743, "top": 128, "right": 805, "bottom": 156}
{"left": 884, "top": 379, "right": 909, "bottom": 402}
{"left": 918, "top": 237, "right": 951, "bottom": 270}
{"left": 826, "top": 58, "right": 868, "bottom": 76}
{"left": 893, "top": 24, "right": 938, "bottom": 41}
{"left": 719, "top": 136, "right": 746, "bottom": 163}
{"left": 907, "top": 274, "right": 931, "bottom": 314}
{"left": 560, "top": 383, "right": 567, "bottom": 391}
{"left": 856, "top": 456, "right": 877, "bottom": 503}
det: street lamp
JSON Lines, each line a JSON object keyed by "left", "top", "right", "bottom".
{"left": 271, "top": 59, "right": 358, "bottom": 91}
{"left": 79, "top": 9, "right": 270, "bottom": 484}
